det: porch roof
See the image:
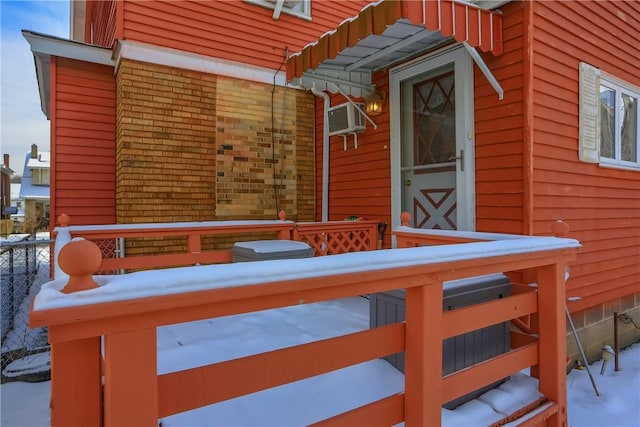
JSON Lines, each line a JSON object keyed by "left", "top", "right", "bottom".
{"left": 286, "top": 0, "right": 504, "bottom": 97}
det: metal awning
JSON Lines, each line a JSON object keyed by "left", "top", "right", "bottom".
{"left": 286, "top": 0, "right": 503, "bottom": 97}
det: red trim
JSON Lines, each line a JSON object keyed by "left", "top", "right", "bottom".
{"left": 286, "top": 0, "right": 503, "bottom": 80}
{"left": 115, "top": 0, "right": 124, "bottom": 43}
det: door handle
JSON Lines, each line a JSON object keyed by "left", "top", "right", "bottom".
{"left": 448, "top": 149, "right": 464, "bottom": 171}
{"left": 404, "top": 179, "right": 412, "bottom": 186}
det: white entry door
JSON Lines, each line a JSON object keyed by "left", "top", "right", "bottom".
{"left": 391, "top": 47, "right": 475, "bottom": 231}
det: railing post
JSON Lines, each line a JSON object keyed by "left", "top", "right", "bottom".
{"left": 103, "top": 328, "right": 158, "bottom": 427}
{"left": 54, "top": 214, "right": 72, "bottom": 280}
{"left": 404, "top": 280, "right": 443, "bottom": 426}
{"left": 397, "top": 212, "right": 414, "bottom": 248}
{"left": 277, "top": 210, "right": 291, "bottom": 239}
{"left": 187, "top": 231, "right": 201, "bottom": 254}
{"left": 536, "top": 261, "right": 568, "bottom": 427}
{"left": 400, "top": 211, "right": 411, "bottom": 227}
{"left": 49, "top": 236, "right": 103, "bottom": 426}
{"left": 49, "top": 336, "right": 103, "bottom": 427}
{"left": 370, "top": 221, "right": 379, "bottom": 251}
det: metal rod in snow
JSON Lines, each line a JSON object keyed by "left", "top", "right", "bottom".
{"left": 614, "top": 312, "right": 620, "bottom": 371}
{"left": 566, "top": 304, "right": 600, "bottom": 396}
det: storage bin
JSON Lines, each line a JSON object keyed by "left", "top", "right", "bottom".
{"left": 369, "top": 273, "right": 511, "bottom": 408}
{"left": 231, "top": 240, "right": 313, "bottom": 262}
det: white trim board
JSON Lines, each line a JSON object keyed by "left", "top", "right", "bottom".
{"left": 114, "top": 40, "right": 288, "bottom": 87}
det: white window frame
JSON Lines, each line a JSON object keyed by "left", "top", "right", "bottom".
{"left": 579, "top": 62, "right": 640, "bottom": 171}
{"left": 32, "top": 169, "right": 50, "bottom": 186}
{"left": 245, "top": 0, "right": 311, "bottom": 21}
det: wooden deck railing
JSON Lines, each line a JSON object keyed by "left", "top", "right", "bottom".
{"left": 53, "top": 212, "right": 379, "bottom": 275}
{"left": 293, "top": 220, "right": 378, "bottom": 256}
{"left": 32, "top": 214, "right": 579, "bottom": 426}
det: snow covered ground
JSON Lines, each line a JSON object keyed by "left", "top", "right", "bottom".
{"left": 1, "top": 296, "right": 639, "bottom": 426}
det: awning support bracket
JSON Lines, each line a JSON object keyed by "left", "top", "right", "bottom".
{"left": 462, "top": 42, "right": 504, "bottom": 100}
{"left": 272, "top": 0, "right": 284, "bottom": 20}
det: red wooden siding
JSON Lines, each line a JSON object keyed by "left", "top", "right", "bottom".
{"left": 119, "top": 0, "right": 370, "bottom": 71}
{"left": 314, "top": 74, "right": 391, "bottom": 230}
{"left": 52, "top": 57, "right": 116, "bottom": 225}
{"left": 87, "top": 0, "right": 120, "bottom": 48}
{"left": 474, "top": 2, "right": 526, "bottom": 235}
{"left": 530, "top": 0, "right": 640, "bottom": 311}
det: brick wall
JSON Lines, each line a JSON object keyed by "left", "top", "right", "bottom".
{"left": 115, "top": 60, "right": 315, "bottom": 255}
{"left": 215, "top": 76, "right": 314, "bottom": 222}
{"left": 294, "top": 89, "right": 315, "bottom": 221}
{"left": 116, "top": 59, "right": 217, "bottom": 225}
{"left": 567, "top": 292, "right": 640, "bottom": 366}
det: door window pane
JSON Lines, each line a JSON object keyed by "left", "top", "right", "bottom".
{"left": 413, "top": 71, "right": 455, "bottom": 166}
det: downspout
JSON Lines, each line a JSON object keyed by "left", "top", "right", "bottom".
{"left": 310, "top": 84, "right": 330, "bottom": 222}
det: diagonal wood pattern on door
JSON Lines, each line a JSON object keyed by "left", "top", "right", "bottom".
{"left": 412, "top": 187, "right": 457, "bottom": 229}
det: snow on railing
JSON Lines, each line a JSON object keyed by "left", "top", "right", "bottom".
{"left": 32, "top": 213, "right": 580, "bottom": 427}
{"left": 52, "top": 212, "right": 379, "bottom": 276}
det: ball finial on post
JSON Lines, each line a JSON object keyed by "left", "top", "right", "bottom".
{"left": 551, "top": 220, "right": 570, "bottom": 237}
{"left": 400, "top": 211, "right": 411, "bottom": 227}
{"left": 278, "top": 210, "right": 287, "bottom": 221}
{"left": 58, "top": 238, "right": 102, "bottom": 294}
{"left": 57, "top": 213, "right": 70, "bottom": 227}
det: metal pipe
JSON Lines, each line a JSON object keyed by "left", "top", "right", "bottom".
{"left": 614, "top": 311, "right": 619, "bottom": 371}
{"left": 566, "top": 304, "right": 600, "bottom": 396}
{"left": 310, "top": 84, "right": 330, "bottom": 222}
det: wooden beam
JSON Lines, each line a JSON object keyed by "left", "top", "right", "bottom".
{"left": 158, "top": 323, "right": 405, "bottom": 417}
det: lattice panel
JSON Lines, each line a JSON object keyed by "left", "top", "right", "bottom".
{"left": 299, "top": 230, "right": 372, "bottom": 256}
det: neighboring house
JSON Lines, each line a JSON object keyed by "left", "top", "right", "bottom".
{"left": 1, "top": 154, "right": 15, "bottom": 235}
{"left": 19, "top": 144, "right": 50, "bottom": 233}
{"left": 10, "top": 181, "right": 24, "bottom": 233}
{"left": 23, "top": 0, "right": 639, "bottom": 362}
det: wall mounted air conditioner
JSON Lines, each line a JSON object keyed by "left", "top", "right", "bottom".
{"left": 328, "top": 102, "right": 365, "bottom": 136}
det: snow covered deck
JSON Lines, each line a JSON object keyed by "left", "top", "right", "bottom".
{"left": 31, "top": 213, "right": 580, "bottom": 426}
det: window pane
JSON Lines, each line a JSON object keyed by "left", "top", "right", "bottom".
{"left": 600, "top": 86, "right": 616, "bottom": 159}
{"left": 621, "top": 93, "right": 638, "bottom": 162}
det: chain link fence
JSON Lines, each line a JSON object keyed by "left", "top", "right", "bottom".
{"left": 1, "top": 234, "right": 53, "bottom": 383}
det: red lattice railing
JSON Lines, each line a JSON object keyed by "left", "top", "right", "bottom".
{"left": 292, "top": 221, "right": 379, "bottom": 256}
{"left": 52, "top": 214, "right": 380, "bottom": 274}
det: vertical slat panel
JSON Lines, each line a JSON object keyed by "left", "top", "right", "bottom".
{"left": 404, "top": 281, "right": 443, "bottom": 426}
{"left": 103, "top": 328, "right": 158, "bottom": 427}
{"left": 49, "top": 335, "right": 102, "bottom": 426}
{"left": 536, "top": 263, "right": 567, "bottom": 426}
